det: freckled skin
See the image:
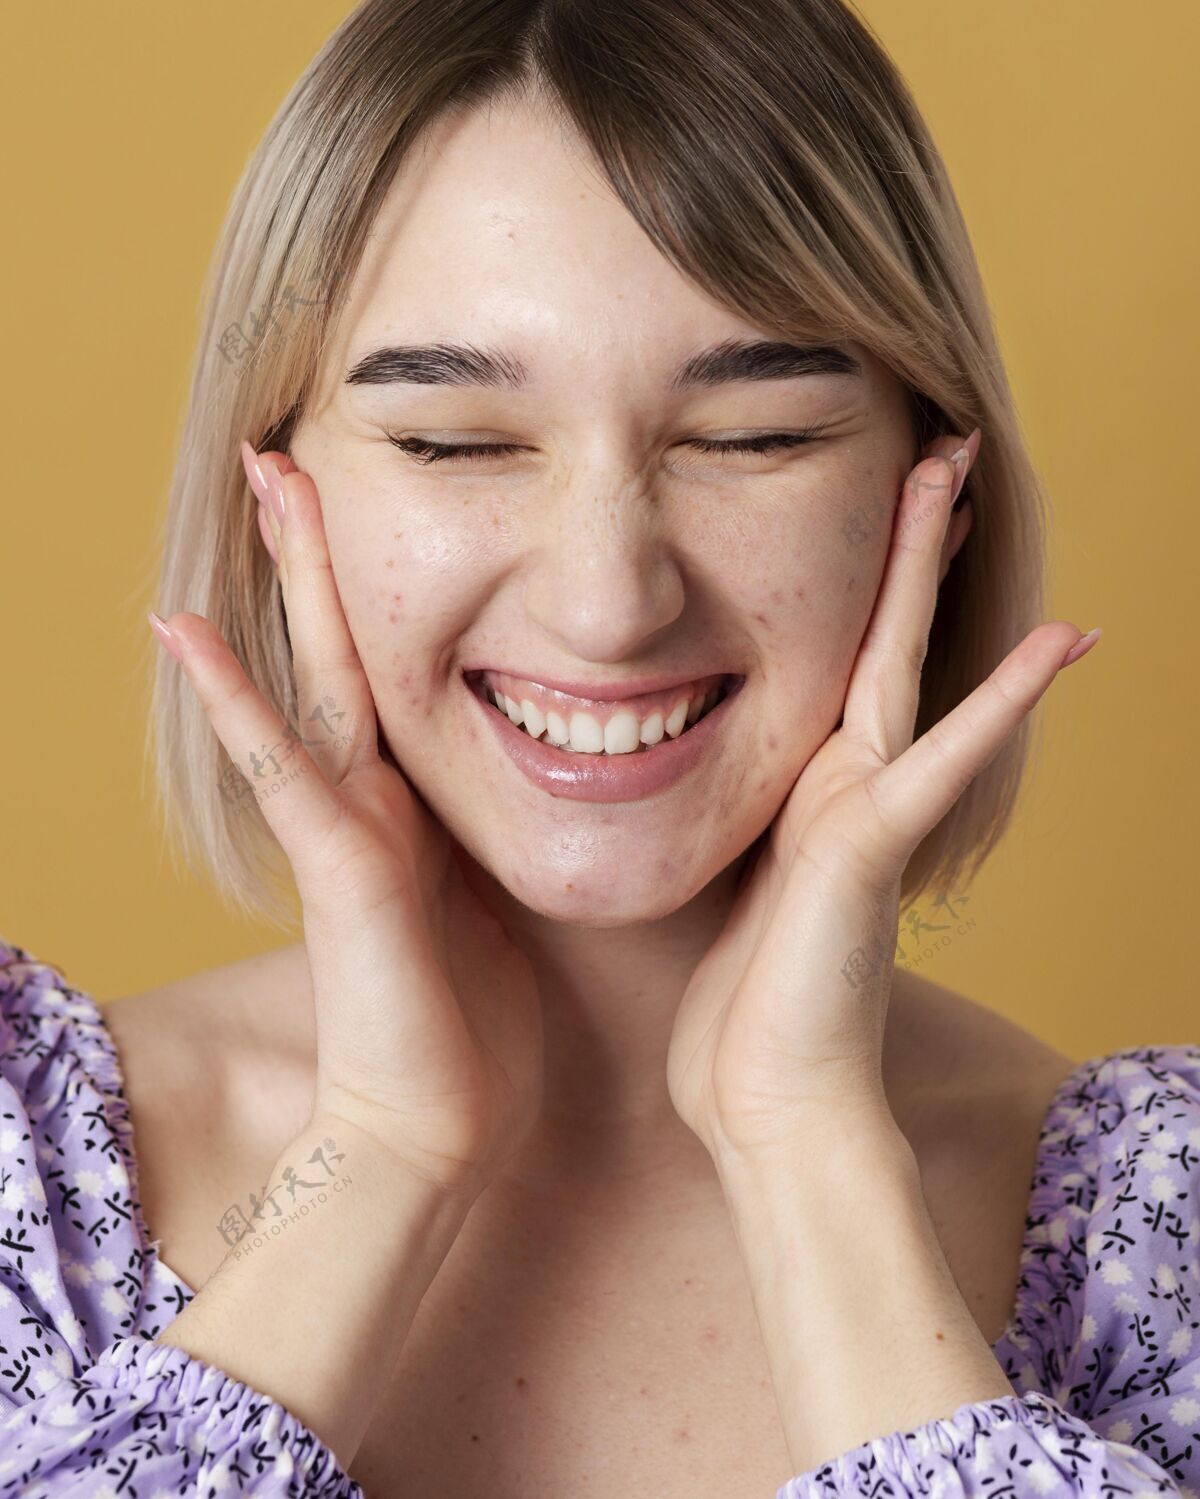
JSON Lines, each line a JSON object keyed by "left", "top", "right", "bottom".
{"left": 285, "top": 91, "right": 968, "bottom": 938}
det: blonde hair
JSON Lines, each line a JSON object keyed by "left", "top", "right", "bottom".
{"left": 145, "top": 0, "right": 1048, "bottom": 932}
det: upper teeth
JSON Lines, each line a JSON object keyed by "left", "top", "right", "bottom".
{"left": 486, "top": 684, "right": 725, "bottom": 754}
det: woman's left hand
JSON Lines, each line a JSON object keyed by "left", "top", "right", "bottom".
{"left": 666, "top": 428, "right": 1100, "bottom": 1165}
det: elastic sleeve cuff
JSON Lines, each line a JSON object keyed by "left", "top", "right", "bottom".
{"left": 775, "top": 1389, "right": 1178, "bottom": 1499}
{"left": 85, "top": 1335, "right": 362, "bottom": 1496}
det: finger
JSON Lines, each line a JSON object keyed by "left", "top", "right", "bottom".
{"left": 843, "top": 428, "right": 979, "bottom": 763}
{"left": 153, "top": 609, "right": 348, "bottom": 869}
{"left": 267, "top": 463, "right": 379, "bottom": 785}
{"left": 862, "top": 621, "right": 1082, "bottom": 865}
{"left": 255, "top": 501, "right": 280, "bottom": 567}
{"left": 241, "top": 442, "right": 295, "bottom": 579}
{"left": 841, "top": 453, "right": 956, "bottom": 762}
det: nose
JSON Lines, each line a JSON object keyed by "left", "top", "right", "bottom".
{"left": 521, "top": 455, "right": 686, "bottom": 663}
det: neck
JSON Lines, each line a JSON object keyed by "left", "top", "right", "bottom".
{"left": 468, "top": 837, "right": 771, "bottom": 1202}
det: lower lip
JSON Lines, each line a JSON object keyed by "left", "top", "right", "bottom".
{"left": 465, "top": 676, "right": 744, "bottom": 804}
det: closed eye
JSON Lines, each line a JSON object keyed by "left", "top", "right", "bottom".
{"left": 386, "top": 423, "right": 831, "bottom": 465}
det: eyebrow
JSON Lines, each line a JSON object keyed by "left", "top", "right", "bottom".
{"left": 342, "top": 338, "right": 862, "bottom": 390}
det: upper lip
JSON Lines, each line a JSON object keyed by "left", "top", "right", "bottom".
{"left": 462, "top": 667, "right": 741, "bottom": 703}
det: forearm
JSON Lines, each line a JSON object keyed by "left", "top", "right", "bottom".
{"left": 717, "top": 1108, "right": 1014, "bottom": 1477}
{"left": 154, "top": 1110, "right": 473, "bottom": 1472}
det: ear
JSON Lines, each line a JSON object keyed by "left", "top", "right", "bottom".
{"left": 937, "top": 500, "right": 973, "bottom": 587}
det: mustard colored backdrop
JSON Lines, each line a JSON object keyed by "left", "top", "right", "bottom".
{"left": 1, "top": 3, "right": 1196, "bottom": 1051}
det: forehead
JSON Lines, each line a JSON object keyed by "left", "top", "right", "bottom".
{"left": 332, "top": 96, "right": 731, "bottom": 368}
{"left": 313, "top": 94, "right": 893, "bottom": 408}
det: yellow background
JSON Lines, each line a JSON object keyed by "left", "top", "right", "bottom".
{"left": 1, "top": 2, "right": 1196, "bottom": 1054}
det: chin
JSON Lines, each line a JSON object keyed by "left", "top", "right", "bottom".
{"left": 449, "top": 815, "right": 757, "bottom": 929}
{"left": 501, "top": 874, "right": 697, "bottom": 928}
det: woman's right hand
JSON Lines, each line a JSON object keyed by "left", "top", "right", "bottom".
{"left": 147, "top": 443, "right": 544, "bottom": 1205}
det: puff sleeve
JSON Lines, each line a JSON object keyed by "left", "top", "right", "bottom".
{"left": 775, "top": 1045, "right": 1200, "bottom": 1499}
{"left": 0, "top": 935, "right": 364, "bottom": 1496}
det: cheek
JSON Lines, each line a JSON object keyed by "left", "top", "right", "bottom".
{"left": 740, "top": 483, "right": 898, "bottom": 776}
{"left": 327, "top": 506, "right": 495, "bottom": 718}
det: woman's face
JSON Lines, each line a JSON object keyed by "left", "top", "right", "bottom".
{"left": 289, "top": 93, "right": 921, "bottom": 925}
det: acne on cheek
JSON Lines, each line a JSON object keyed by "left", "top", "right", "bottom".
{"left": 389, "top": 666, "right": 425, "bottom": 715}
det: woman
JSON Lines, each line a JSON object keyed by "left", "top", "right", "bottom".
{"left": 1, "top": 0, "right": 1194, "bottom": 1494}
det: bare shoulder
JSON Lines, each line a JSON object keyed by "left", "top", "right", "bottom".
{"left": 887, "top": 967, "right": 1080, "bottom": 1169}
{"left": 102, "top": 944, "right": 316, "bottom": 1290}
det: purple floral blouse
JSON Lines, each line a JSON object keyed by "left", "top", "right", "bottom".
{"left": 1, "top": 932, "right": 1199, "bottom": 1498}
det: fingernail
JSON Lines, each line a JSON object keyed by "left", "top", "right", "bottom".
{"left": 147, "top": 609, "right": 182, "bottom": 661}
{"left": 1059, "top": 626, "right": 1102, "bottom": 670}
{"left": 240, "top": 439, "right": 269, "bottom": 504}
{"left": 948, "top": 444, "right": 971, "bottom": 507}
{"left": 262, "top": 458, "right": 286, "bottom": 527}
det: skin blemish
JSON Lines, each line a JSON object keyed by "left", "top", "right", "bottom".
{"left": 766, "top": 734, "right": 778, "bottom": 752}
{"left": 701, "top": 1325, "right": 719, "bottom": 1347}
{"left": 515, "top": 1375, "right": 528, "bottom": 1391}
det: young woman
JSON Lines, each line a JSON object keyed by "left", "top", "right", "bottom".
{"left": 2, "top": 1, "right": 1194, "bottom": 1495}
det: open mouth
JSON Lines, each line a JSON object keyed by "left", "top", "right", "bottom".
{"left": 463, "top": 671, "right": 741, "bottom": 757}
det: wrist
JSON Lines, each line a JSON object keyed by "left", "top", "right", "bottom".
{"left": 300, "top": 1107, "right": 483, "bottom": 1217}
{"left": 712, "top": 1103, "right": 919, "bottom": 1204}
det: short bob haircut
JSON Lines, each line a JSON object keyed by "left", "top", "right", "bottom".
{"left": 145, "top": 0, "right": 1049, "bottom": 933}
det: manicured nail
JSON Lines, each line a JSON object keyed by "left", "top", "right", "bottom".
{"left": 948, "top": 430, "right": 977, "bottom": 507}
{"left": 147, "top": 609, "right": 182, "bottom": 661}
{"left": 1059, "top": 627, "right": 1102, "bottom": 670}
{"left": 240, "top": 439, "right": 269, "bottom": 504}
{"left": 262, "top": 458, "right": 286, "bottom": 527}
